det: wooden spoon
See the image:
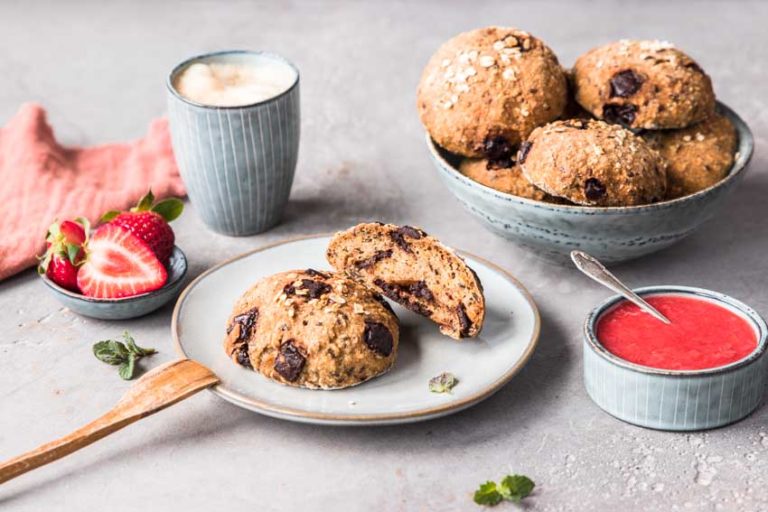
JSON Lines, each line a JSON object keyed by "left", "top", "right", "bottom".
{"left": 0, "top": 358, "right": 219, "bottom": 485}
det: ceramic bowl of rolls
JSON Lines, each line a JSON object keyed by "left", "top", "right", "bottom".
{"left": 420, "top": 27, "right": 754, "bottom": 264}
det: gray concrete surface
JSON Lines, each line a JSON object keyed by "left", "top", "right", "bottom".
{"left": 1, "top": 1, "right": 767, "bottom": 510}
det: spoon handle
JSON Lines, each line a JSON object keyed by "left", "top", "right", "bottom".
{"left": 570, "top": 250, "right": 671, "bottom": 325}
{"left": 0, "top": 359, "right": 219, "bottom": 485}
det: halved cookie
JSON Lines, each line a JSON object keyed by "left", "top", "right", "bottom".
{"left": 326, "top": 223, "right": 485, "bottom": 339}
{"left": 223, "top": 269, "right": 399, "bottom": 389}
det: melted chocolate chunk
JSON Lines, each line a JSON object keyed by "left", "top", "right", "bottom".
{"left": 363, "top": 321, "right": 394, "bottom": 356}
{"left": 517, "top": 141, "right": 533, "bottom": 164}
{"left": 355, "top": 249, "right": 393, "bottom": 270}
{"left": 235, "top": 346, "right": 252, "bottom": 369}
{"left": 610, "top": 70, "right": 645, "bottom": 98}
{"left": 305, "top": 268, "right": 329, "bottom": 278}
{"left": 374, "top": 279, "right": 434, "bottom": 317}
{"left": 408, "top": 301, "right": 434, "bottom": 317}
{"left": 603, "top": 103, "right": 637, "bottom": 126}
{"left": 302, "top": 280, "right": 331, "bottom": 299}
{"left": 284, "top": 279, "right": 332, "bottom": 299}
{"left": 483, "top": 135, "right": 516, "bottom": 169}
{"left": 274, "top": 340, "right": 306, "bottom": 382}
{"left": 584, "top": 178, "right": 607, "bottom": 201}
{"left": 456, "top": 303, "right": 472, "bottom": 337}
{"left": 229, "top": 307, "right": 259, "bottom": 341}
{"left": 390, "top": 226, "right": 425, "bottom": 253}
{"left": 399, "top": 225, "right": 425, "bottom": 239}
{"left": 408, "top": 281, "right": 434, "bottom": 302}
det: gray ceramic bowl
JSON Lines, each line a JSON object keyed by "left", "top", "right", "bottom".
{"left": 40, "top": 247, "right": 188, "bottom": 320}
{"left": 583, "top": 286, "right": 768, "bottom": 431}
{"left": 428, "top": 102, "right": 754, "bottom": 264}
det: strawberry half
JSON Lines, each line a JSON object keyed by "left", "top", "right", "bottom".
{"left": 100, "top": 190, "right": 183, "bottom": 264}
{"left": 38, "top": 218, "right": 89, "bottom": 292}
{"left": 77, "top": 224, "right": 168, "bottom": 299}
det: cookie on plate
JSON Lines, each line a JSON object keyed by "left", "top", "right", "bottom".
{"left": 642, "top": 112, "right": 737, "bottom": 199}
{"left": 519, "top": 119, "right": 667, "bottom": 206}
{"left": 417, "top": 26, "right": 568, "bottom": 159}
{"left": 223, "top": 269, "right": 399, "bottom": 389}
{"left": 459, "top": 158, "right": 564, "bottom": 203}
{"left": 327, "top": 223, "right": 485, "bottom": 339}
{"left": 572, "top": 40, "right": 715, "bottom": 129}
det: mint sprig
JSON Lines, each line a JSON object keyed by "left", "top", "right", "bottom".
{"left": 473, "top": 474, "right": 535, "bottom": 506}
{"left": 93, "top": 331, "right": 156, "bottom": 380}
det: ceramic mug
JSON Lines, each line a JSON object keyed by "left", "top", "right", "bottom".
{"left": 166, "top": 50, "right": 300, "bottom": 236}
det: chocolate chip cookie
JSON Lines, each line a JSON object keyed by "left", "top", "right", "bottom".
{"left": 459, "top": 158, "right": 564, "bottom": 202}
{"left": 642, "top": 112, "right": 737, "bottom": 199}
{"left": 417, "top": 26, "right": 568, "bottom": 159}
{"left": 224, "top": 269, "right": 399, "bottom": 389}
{"left": 327, "top": 223, "right": 485, "bottom": 339}
{"left": 572, "top": 40, "right": 715, "bottom": 129}
{"left": 519, "top": 119, "right": 667, "bottom": 206}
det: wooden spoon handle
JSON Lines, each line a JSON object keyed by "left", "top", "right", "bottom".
{"left": 0, "top": 359, "right": 219, "bottom": 485}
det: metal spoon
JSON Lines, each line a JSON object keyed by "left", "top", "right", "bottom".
{"left": 570, "top": 250, "right": 671, "bottom": 325}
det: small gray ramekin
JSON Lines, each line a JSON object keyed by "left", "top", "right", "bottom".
{"left": 583, "top": 286, "right": 768, "bottom": 431}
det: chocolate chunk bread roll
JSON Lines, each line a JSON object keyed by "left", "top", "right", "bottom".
{"left": 224, "top": 269, "right": 399, "bottom": 389}
{"left": 326, "top": 223, "right": 485, "bottom": 339}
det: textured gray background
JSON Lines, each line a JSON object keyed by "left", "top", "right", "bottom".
{"left": 1, "top": 1, "right": 766, "bottom": 510}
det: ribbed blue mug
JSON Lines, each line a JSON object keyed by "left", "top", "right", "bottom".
{"left": 167, "top": 50, "right": 300, "bottom": 236}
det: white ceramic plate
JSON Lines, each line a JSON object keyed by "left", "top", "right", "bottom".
{"left": 172, "top": 235, "right": 540, "bottom": 426}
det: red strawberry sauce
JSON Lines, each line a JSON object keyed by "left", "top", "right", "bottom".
{"left": 596, "top": 295, "right": 757, "bottom": 371}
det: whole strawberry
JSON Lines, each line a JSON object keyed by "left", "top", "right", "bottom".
{"left": 100, "top": 190, "right": 183, "bottom": 264}
{"left": 38, "top": 218, "right": 89, "bottom": 292}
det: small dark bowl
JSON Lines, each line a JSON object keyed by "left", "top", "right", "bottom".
{"left": 40, "top": 246, "right": 188, "bottom": 320}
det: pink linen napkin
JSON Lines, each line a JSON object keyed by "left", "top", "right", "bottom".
{"left": 0, "top": 103, "right": 186, "bottom": 281}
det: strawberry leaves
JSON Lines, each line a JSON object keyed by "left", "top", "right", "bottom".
{"left": 101, "top": 189, "right": 184, "bottom": 223}
{"left": 99, "top": 210, "right": 121, "bottom": 223}
{"left": 151, "top": 198, "right": 184, "bottom": 222}
{"left": 38, "top": 218, "right": 88, "bottom": 274}
{"left": 93, "top": 331, "right": 156, "bottom": 380}
{"left": 135, "top": 189, "right": 156, "bottom": 212}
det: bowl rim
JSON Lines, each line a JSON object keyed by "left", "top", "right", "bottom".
{"left": 40, "top": 246, "right": 188, "bottom": 304}
{"left": 427, "top": 101, "right": 754, "bottom": 214}
{"left": 583, "top": 285, "right": 768, "bottom": 377}
{"left": 166, "top": 49, "right": 300, "bottom": 110}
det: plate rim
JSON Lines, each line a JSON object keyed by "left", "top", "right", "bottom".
{"left": 171, "top": 233, "right": 541, "bottom": 424}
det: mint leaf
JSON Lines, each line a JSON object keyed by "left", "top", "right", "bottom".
{"left": 118, "top": 354, "right": 136, "bottom": 380}
{"left": 473, "top": 482, "right": 503, "bottom": 506}
{"left": 474, "top": 474, "right": 535, "bottom": 506}
{"left": 498, "top": 475, "right": 535, "bottom": 503}
{"left": 122, "top": 331, "right": 156, "bottom": 357}
{"left": 151, "top": 198, "right": 184, "bottom": 222}
{"left": 429, "top": 372, "right": 458, "bottom": 394}
{"left": 92, "top": 332, "right": 156, "bottom": 380}
{"left": 93, "top": 340, "right": 130, "bottom": 365}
